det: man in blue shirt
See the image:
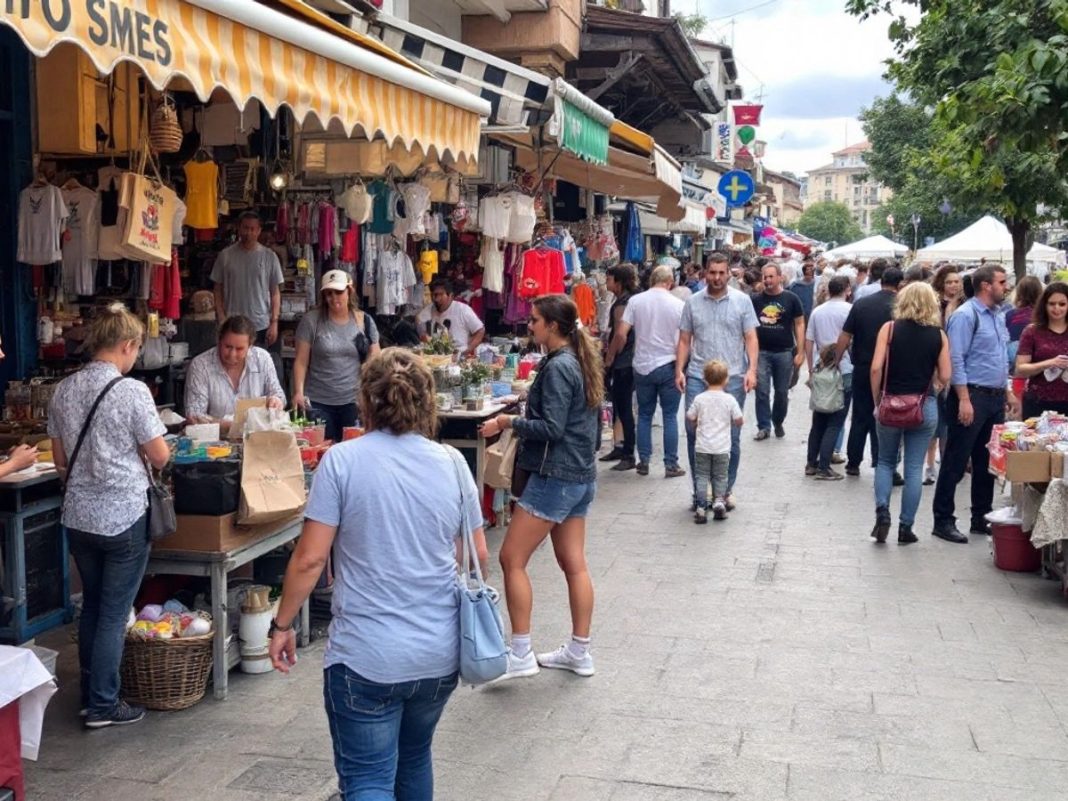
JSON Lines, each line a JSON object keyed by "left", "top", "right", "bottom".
{"left": 932, "top": 264, "right": 1021, "bottom": 543}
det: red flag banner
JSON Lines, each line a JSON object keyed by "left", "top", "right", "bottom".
{"left": 732, "top": 104, "right": 763, "bottom": 126}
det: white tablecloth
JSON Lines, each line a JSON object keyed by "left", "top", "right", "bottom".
{"left": 0, "top": 645, "right": 56, "bottom": 760}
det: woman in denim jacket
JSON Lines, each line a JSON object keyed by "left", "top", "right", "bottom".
{"left": 480, "top": 294, "right": 604, "bottom": 680}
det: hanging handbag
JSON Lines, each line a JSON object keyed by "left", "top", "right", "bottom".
{"left": 142, "top": 454, "right": 177, "bottom": 541}
{"left": 149, "top": 94, "right": 183, "bottom": 154}
{"left": 446, "top": 447, "right": 508, "bottom": 685}
{"left": 875, "top": 322, "right": 929, "bottom": 429}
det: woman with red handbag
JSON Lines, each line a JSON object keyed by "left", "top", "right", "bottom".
{"left": 869, "top": 283, "right": 951, "bottom": 545}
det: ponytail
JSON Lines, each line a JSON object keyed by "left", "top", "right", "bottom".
{"left": 570, "top": 326, "right": 604, "bottom": 409}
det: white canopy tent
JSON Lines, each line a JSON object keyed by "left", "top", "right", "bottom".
{"left": 823, "top": 235, "right": 908, "bottom": 260}
{"left": 915, "top": 216, "right": 1067, "bottom": 266}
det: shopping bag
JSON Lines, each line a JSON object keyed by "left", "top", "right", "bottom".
{"left": 484, "top": 430, "right": 517, "bottom": 490}
{"left": 121, "top": 171, "right": 176, "bottom": 264}
{"left": 238, "top": 430, "right": 307, "bottom": 525}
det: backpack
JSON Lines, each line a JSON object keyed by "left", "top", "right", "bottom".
{"left": 809, "top": 363, "right": 845, "bottom": 414}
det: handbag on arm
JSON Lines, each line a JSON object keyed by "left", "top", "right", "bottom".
{"left": 875, "top": 322, "right": 928, "bottom": 429}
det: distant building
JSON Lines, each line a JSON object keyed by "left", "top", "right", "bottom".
{"left": 802, "top": 141, "right": 891, "bottom": 235}
{"left": 763, "top": 168, "right": 804, "bottom": 228}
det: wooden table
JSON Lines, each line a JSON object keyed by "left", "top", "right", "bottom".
{"left": 147, "top": 516, "right": 310, "bottom": 700}
{"left": 439, "top": 401, "right": 518, "bottom": 487}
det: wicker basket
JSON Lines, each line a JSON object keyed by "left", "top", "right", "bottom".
{"left": 149, "top": 95, "right": 183, "bottom": 154}
{"left": 120, "top": 632, "right": 214, "bottom": 711}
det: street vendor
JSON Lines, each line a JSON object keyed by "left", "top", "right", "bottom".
{"left": 417, "top": 279, "right": 485, "bottom": 358}
{"left": 184, "top": 315, "right": 286, "bottom": 432}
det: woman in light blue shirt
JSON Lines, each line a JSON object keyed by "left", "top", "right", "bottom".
{"left": 269, "top": 348, "right": 487, "bottom": 800}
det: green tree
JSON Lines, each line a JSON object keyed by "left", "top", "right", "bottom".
{"left": 797, "top": 202, "right": 864, "bottom": 245}
{"left": 845, "top": 0, "right": 1068, "bottom": 278}
{"left": 673, "top": 12, "right": 708, "bottom": 37}
{"left": 859, "top": 94, "right": 933, "bottom": 194}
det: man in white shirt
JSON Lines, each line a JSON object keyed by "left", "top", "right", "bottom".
{"left": 417, "top": 279, "right": 485, "bottom": 357}
{"left": 614, "top": 265, "right": 686, "bottom": 477}
{"left": 805, "top": 275, "right": 853, "bottom": 471}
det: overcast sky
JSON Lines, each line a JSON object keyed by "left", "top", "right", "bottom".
{"left": 680, "top": 0, "right": 904, "bottom": 176}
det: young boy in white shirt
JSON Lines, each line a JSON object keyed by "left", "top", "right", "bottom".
{"left": 686, "top": 360, "right": 744, "bottom": 523}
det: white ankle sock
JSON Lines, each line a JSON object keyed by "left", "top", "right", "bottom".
{"left": 511, "top": 633, "right": 532, "bottom": 658}
{"left": 566, "top": 635, "right": 590, "bottom": 660}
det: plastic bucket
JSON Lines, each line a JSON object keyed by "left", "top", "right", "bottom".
{"left": 991, "top": 522, "right": 1041, "bottom": 572}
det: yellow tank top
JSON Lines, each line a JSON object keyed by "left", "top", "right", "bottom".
{"left": 183, "top": 160, "right": 219, "bottom": 229}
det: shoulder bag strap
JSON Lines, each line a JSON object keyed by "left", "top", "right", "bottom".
{"left": 444, "top": 444, "right": 484, "bottom": 588}
{"left": 65, "top": 375, "right": 125, "bottom": 481}
{"left": 880, "top": 322, "right": 894, "bottom": 398}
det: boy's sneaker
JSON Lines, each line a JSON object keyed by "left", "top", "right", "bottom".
{"left": 536, "top": 645, "right": 595, "bottom": 677}
{"left": 694, "top": 507, "right": 708, "bottom": 524}
{"left": 712, "top": 500, "right": 728, "bottom": 521}
{"left": 492, "top": 649, "right": 540, "bottom": 683}
{"left": 84, "top": 701, "right": 146, "bottom": 729}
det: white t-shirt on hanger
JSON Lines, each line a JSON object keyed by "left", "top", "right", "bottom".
{"left": 60, "top": 185, "right": 100, "bottom": 296}
{"left": 17, "top": 184, "right": 68, "bottom": 265}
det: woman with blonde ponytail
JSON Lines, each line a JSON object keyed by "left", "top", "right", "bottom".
{"left": 479, "top": 294, "right": 604, "bottom": 680}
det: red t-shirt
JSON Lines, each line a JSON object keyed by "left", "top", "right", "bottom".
{"left": 518, "top": 248, "right": 565, "bottom": 299}
{"left": 1018, "top": 324, "right": 1068, "bottom": 402}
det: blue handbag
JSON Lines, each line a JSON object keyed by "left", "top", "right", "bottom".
{"left": 446, "top": 448, "right": 508, "bottom": 684}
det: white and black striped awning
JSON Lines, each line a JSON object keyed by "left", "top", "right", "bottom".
{"left": 373, "top": 15, "right": 552, "bottom": 128}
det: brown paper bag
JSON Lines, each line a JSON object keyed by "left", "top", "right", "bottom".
{"left": 238, "top": 430, "right": 307, "bottom": 525}
{"left": 230, "top": 397, "right": 267, "bottom": 440}
{"left": 484, "top": 430, "right": 518, "bottom": 490}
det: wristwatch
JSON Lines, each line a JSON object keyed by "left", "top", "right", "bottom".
{"left": 268, "top": 618, "right": 293, "bottom": 637}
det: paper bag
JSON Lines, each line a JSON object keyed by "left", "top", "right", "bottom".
{"left": 238, "top": 430, "right": 307, "bottom": 525}
{"left": 230, "top": 397, "right": 267, "bottom": 440}
{"left": 484, "top": 430, "right": 518, "bottom": 490}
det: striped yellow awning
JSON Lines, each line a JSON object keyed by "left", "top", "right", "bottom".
{"left": 0, "top": 0, "right": 488, "bottom": 166}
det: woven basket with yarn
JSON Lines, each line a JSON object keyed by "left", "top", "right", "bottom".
{"left": 120, "top": 629, "right": 214, "bottom": 711}
{"left": 149, "top": 95, "right": 183, "bottom": 154}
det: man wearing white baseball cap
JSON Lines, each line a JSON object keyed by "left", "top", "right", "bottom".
{"left": 417, "top": 278, "right": 485, "bottom": 357}
{"left": 293, "top": 269, "right": 380, "bottom": 441}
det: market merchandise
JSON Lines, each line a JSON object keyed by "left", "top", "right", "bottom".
{"left": 60, "top": 183, "right": 99, "bottom": 296}
{"left": 17, "top": 182, "right": 68, "bottom": 265}
{"left": 183, "top": 159, "right": 220, "bottom": 229}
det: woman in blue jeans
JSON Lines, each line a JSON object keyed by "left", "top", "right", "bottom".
{"left": 48, "top": 305, "right": 170, "bottom": 728}
{"left": 270, "top": 348, "right": 488, "bottom": 800}
{"left": 869, "top": 283, "right": 951, "bottom": 545}
{"left": 478, "top": 295, "right": 603, "bottom": 682}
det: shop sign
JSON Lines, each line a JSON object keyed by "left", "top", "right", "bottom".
{"left": 713, "top": 121, "right": 733, "bottom": 163}
{"left": 718, "top": 170, "right": 755, "bottom": 208}
{"left": 732, "top": 104, "right": 763, "bottom": 126}
{"left": 2, "top": 0, "right": 173, "bottom": 65}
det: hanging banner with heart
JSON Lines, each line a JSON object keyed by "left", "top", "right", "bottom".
{"left": 736, "top": 125, "right": 756, "bottom": 146}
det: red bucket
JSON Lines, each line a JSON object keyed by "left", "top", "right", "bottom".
{"left": 991, "top": 522, "right": 1041, "bottom": 572}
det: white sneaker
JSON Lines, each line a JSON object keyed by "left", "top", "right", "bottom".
{"left": 536, "top": 645, "right": 595, "bottom": 677}
{"left": 493, "top": 649, "right": 540, "bottom": 682}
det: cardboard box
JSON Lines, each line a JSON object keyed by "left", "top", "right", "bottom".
{"left": 155, "top": 512, "right": 301, "bottom": 553}
{"left": 1004, "top": 451, "right": 1051, "bottom": 483}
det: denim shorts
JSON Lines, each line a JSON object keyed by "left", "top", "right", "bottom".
{"left": 518, "top": 473, "right": 597, "bottom": 524}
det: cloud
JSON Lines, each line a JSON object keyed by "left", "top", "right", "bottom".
{"left": 770, "top": 75, "right": 894, "bottom": 120}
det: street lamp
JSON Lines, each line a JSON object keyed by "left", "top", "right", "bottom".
{"left": 910, "top": 213, "right": 921, "bottom": 251}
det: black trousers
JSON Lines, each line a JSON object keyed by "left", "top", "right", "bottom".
{"left": 846, "top": 371, "right": 878, "bottom": 469}
{"left": 610, "top": 366, "right": 636, "bottom": 459}
{"left": 932, "top": 390, "right": 1005, "bottom": 529}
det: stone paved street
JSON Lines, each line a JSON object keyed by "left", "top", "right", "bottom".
{"left": 24, "top": 394, "right": 1068, "bottom": 800}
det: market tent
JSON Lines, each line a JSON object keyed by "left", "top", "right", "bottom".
{"left": 0, "top": 0, "right": 489, "bottom": 167}
{"left": 824, "top": 235, "right": 908, "bottom": 260}
{"left": 915, "top": 216, "right": 1067, "bottom": 266}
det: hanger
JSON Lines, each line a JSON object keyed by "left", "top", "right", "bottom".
{"left": 194, "top": 145, "right": 211, "bottom": 163}
{"left": 62, "top": 177, "right": 84, "bottom": 191}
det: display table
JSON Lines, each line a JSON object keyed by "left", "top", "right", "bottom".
{"left": 438, "top": 401, "right": 518, "bottom": 488}
{"left": 147, "top": 516, "right": 309, "bottom": 700}
{"left": 0, "top": 470, "right": 70, "bottom": 645}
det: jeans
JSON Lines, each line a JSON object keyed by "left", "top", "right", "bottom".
{"left": 875, "top": 396, "right": 938, "bottom": 526}
{"left": 69, "top": 514, "right": 151, "bottom": 714}
{"left": 932, "top": 390, "right": 1006, "bottom": 529}
{"left": 609, "top": 367, "right": 636, "bottom": 459}
{"left": 847, "top": 370, "right": 879, "bottom": 469}
{"left": 755, "top": 350, "right": 795, "bottom": 432}
{"left": 694, "top": 452, "right": 730, "bottom": 509}
{"left": 310, "top": 401, "right": 359, "bottom": 444}
{"left": 807, "top": 406, "right": 848, "bottom": 471}
{"left": 324, "top": 664, "right": 459, "bottom": 801}
{"left": 834, "top": 375, "right": 853, "bottom": 453}
{"left": 687, "top": 374, "right": 746, "bottom": 496}
{"left": 635, "top": 362, "right": 682, "bottom": 467}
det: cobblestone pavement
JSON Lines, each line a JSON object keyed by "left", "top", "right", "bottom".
{"left": 24, "top": 395, "right": 1068, "bottom": 800}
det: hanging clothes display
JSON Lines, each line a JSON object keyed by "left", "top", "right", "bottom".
{"left": 375, "top": 239, "right": 416, "bottom": 315}
{"left": 60, "top": 182, "right": 99, "bottom": 296}
{"left": 480, "top": 237, "right": 504, "bottom": 294}
{"left": 503, "top": 245, "right": 531, "bottom": 326}
{"left": 338, "top": 181, "right": 373, "bottom": 224}
{"left": 183, "top": 158, "right": 219, "bottom": 229}
{"left": 393, "top": 182, "right": 432, "bottom": 241}
{"left": 517, "top": 246, "right": 566, "bottom": 300}
{"left": 623, "top": 200, "right": 643, "bottom": 263}
{"left": 17, "top": 183, "right": 67, "bottom": 265}
{"left": 96, "top": 165, "right": 124, "bottom": 260}
{"left": 367, "top": 180, "right": 395, "bottom": 235}
{"left": 572, "top": 280, "right": 596, "bottom": 328}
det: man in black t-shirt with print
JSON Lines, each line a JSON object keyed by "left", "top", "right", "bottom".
{"left": 835, "top": 266, "right": 904, "bottom": 475}
{"left": 752, "top": 263, "right": 806, "bottom": 440}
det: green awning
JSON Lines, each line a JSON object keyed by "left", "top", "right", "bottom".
{"left": 557, "top": 98, "right": 610, "bottom": 165}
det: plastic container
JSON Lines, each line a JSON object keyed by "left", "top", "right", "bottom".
{"left": 990, "top": 520, "right": 1041, "bottom": 572}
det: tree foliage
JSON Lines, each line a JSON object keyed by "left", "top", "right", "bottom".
{"left": 673, "top": 12, "right": 708, "bottom": 37}
{"left": 845, "top": 0, "right": 1068, "bottom": 277}
{"left": 797, "top": 202, "right": 864, "bottom": 245}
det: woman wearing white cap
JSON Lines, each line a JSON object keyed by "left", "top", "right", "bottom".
{"left": 293, "top": 270, "right": 380, "bottom": 441}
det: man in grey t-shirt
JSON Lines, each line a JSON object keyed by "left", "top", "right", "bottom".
{"left": 211, "top": 211, "right": 284, "bottom": 347}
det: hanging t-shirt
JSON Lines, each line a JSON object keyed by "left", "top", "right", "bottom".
{"left": 517, "top": 247, "right": 565, "bottom": 299}
{"left": 337, "top": 183, "right": 373, "bottom": 224}
{"left": 480, "top": 237, "right": 504, "bottom": 294}
{"left": 479, "top": 195, "right": 512, "bottom": 240}
{"left": 340, "top": 226, "right": 359, "bottom": 263}
{"left": 393, "top": 183, "right": 432, "bottom": 240}
{"left": 183, "top": 160, "right": 219, "bottom": 229}
{"left": 505, "top": 192, "right": 536, "bottom": 244}
{"left": 17, "top": 184, "right": 68, "bottom": 265}
{"left": 572, "top": 282, "right": 596, "bottom": 328}
{"left": 96, "top": 165, "right": 124, "bottom": 260}
{"left": 376, "top": 249, "right": 416, "bottom": 315}
{"left": 367, "top": 180, "right": 395, "bottom": 235}
{"left": 60, "top": 185, "right": 99, "bottom": 296}
{"left": 172, "top": 197, "right": 188, "bottom": 245}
